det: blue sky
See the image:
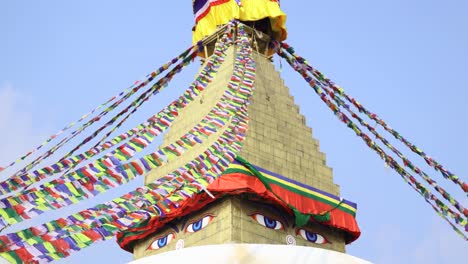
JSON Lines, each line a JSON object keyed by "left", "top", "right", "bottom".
{"left": 1, "top": 1, "right": 467, "bottom": 263}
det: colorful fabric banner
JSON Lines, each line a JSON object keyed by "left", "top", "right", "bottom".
{"left": 192, "top": 0, "right": 287, "bottom": 44}
{"left": 278, "top": 46, "right": 468, "bottom": 240}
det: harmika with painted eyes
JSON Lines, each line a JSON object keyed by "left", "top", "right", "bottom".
{"left": 145, "top": 197, "right": 331, "bottom": 253}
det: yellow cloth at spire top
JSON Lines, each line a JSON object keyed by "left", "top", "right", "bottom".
{"left": 192, "top": 0, "right": 287, "bottom": 44}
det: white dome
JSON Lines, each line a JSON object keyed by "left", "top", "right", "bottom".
{"left": 129, "top": 244, "right": 371, "bottom": 264}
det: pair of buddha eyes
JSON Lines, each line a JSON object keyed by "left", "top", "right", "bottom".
{"left": 148, "top": 215, "right": 214, "bottom": 250}
{"left": 148, "top": 213, "right": 328, "bottom": 250}
{"left": 250, "top": 213, "right": 329, "bottom": 245}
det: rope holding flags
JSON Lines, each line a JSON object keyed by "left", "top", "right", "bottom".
{"left": 3, "top": 46, "right": 200, "bottom": 183}
{"left": 279, "top": 46, "right": 468, "bottom": 219}
{"left": 278, "top": 45, "right": 468, "bottom": 240}
{"left": 0, "top": 47, "right": 197, "bottom": 175}
{"left": 0, "top": 30, "right": 234, "bottom": 198}
{"left": 0, "top": 44, "right": 226, "bottom": 228}
{"left": 0, "top": 25, "right": 253, "bottom": 229}
{"left": 0, "top": 22, "right": 257, "bottom": 263}
{"left": 281, "top": 42, "right": 468, "bottom": 195}
{"left": 0, "top": 23, "right": 235, "bottom": 198}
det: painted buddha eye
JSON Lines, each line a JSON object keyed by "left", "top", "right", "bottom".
{"left": 250, "top": 213, "right": 284, "bottom": 230}
{"left": 297, "top": 229, "right": 329, "bottom": 244}
{"left": 148, "top": 233, "right": 176, "bottom": 250}
{"left": 185, "top": 215, "right": 215, "bottom": 233}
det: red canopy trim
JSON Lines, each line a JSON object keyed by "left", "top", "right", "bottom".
{"left": 117, "top": 161, "right": 360, "bottom": 252}
{"left": 226, "top": 159, "right": 358, "bottom": 216}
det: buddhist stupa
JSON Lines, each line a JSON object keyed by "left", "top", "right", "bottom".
{"left": 118, "top": 1, "right": 365, "bottom": 263}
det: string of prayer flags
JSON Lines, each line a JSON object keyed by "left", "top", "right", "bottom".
{"left": 12, "top": 52, "right": 197, "bottom": 183}
{"left": 0, "top": 22, "right": 255, "bottom": 232}
{"left": 0, "top": 28, "right": 239, "bottom": 227}
{"left": 5, "top": 48, "right": 199, "bottom": 181}
{"left": 326, "top": 91, "right": 467, "bottom": 218}
{"left": 278, "top": 46, "right": 468, "bottom": 240}
{"left": 0, "top": 25, "right": 239, "bottom": 197}
{"left": 280, "top": 44, "right": 468, "bottom": 220}
{"left": 281, "top": 42, "right": 468, "bottom": 195}
{"left": 280, "top": 44, "right": 468, "bottom": 218}
{"left": 0, "top": 39, "right": 228, "bottom": 197}
{"left": 0, "top": 27, "right": 255, "bottom": 262}
{"left": 0, "top": 46, "right": 197, "bottom": 175}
